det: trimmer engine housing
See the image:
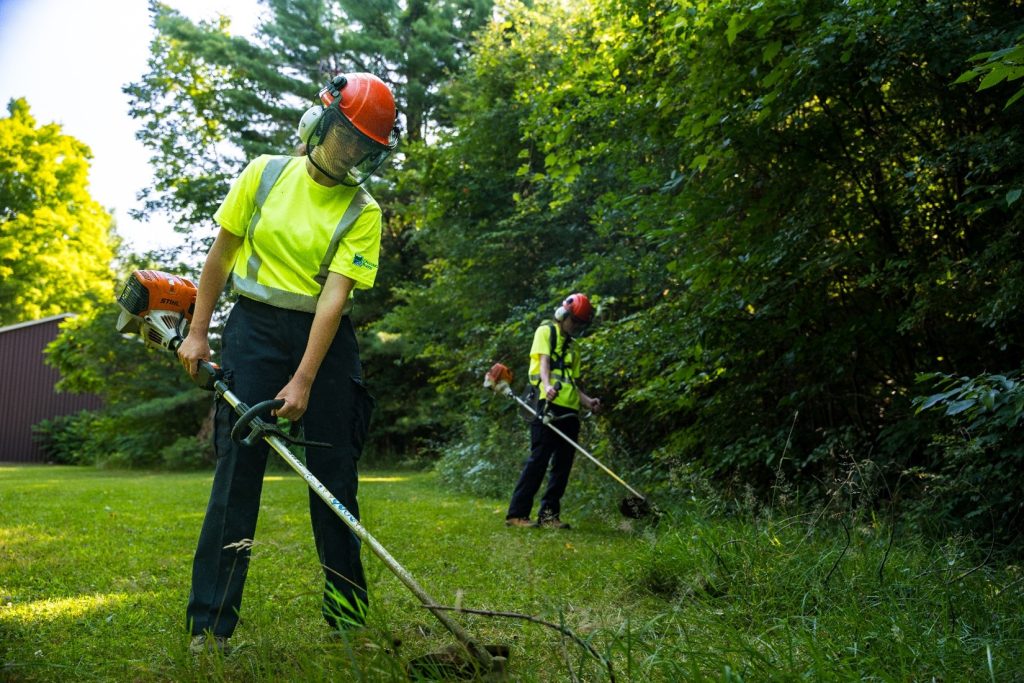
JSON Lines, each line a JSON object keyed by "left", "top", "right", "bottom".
{"left": 115, "top": 269, "right": 198, "bottom": 351}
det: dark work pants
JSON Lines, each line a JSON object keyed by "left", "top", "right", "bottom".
{"left": 506, "top": 402, "right": 580, "bottom": 520}
{"left": 186, "top": 296, "right": 374, "bottom": 637}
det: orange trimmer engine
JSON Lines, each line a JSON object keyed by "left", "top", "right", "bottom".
{"left": 115, "top": 269, "right": 198, "bottom": 351}
{"left": 483, "top": 362, "right": 514, "bottom": 394}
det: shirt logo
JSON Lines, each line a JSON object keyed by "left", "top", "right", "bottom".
{"left": 353, "top": 254, "right": 377, "bottom": 271}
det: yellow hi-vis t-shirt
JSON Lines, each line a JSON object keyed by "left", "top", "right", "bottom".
{"left": 214, "top": 155, "right": 383, "bottom": 305}
{"left": 528, "top": 322, "right": 581, "bottom": 411}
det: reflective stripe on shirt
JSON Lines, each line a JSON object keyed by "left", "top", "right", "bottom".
{"left": 232, "top": 156, "right": 370, "bottom": 313}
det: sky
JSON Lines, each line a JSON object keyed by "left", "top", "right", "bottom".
{"left": 0, "top": 0, "right": 266, "bottom": 252}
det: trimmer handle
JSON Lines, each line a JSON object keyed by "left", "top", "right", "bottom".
{"left": 231, "top": 399, "right": 285, "bottom": 447}
{"left": 230, "top": 398, "right": 333, "bottom": 449}
{"left": 540, "top": 381, "right": 562, "bottom": 420}
{"left": 193, "top": 360, "right": 223, "bottom": 391}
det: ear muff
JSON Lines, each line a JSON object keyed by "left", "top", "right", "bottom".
{"left": 297, "top": 104, "right": 325, "bottom": 146}
{"left": 554, "top": 305, "right": 568, "bottom": 321}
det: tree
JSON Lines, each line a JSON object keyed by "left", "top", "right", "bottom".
{"left": 0, "top": 98, "right": 117, "bottom": 325}
{"left": 125, "top": 0, "right": 495, "bottom": 253}
{"left": 382, "top": 0, "right": 1024, "bottom": 522}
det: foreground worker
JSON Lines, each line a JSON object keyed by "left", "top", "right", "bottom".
{"left": 176, "top": 73, "right": 398, "bottom": 654}
{"left": 505, "top": 293, "right": 602, "bottom": 529}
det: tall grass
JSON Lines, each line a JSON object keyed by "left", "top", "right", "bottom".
{"left": 1, "top": 465, "right": 1021, "bottom": 681}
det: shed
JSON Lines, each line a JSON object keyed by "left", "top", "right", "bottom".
{"left": 0, "top": 314, "right": 103, "bottom": 463}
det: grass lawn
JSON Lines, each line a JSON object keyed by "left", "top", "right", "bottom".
{"left": 1, "top": 464, "right": 1022, "bottom": 681}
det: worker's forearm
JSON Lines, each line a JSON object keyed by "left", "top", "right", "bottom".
{"left": 293, "top": 273, "right": 354, "bottom": 385}
{"left": 294, "top": 311, "right": 343, "bottom": 385}
{"left": 191, "top": 231, "right": 242, "bottom": 335}
{"left": 539, "top": 355, "right": 552, "bottom": 388}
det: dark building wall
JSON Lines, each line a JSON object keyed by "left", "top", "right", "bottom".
{"left": 0, "top": 315, "right": 103, "bottom": 463}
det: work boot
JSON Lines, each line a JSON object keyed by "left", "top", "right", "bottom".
{"left": 537, "top": 516, "right": 571, "bottom": 530}
{"left": 504, "top": 517, "right": 532, "bottom": 528}
{"left": 190, "top": 633, "right": 231, "bottom": 655}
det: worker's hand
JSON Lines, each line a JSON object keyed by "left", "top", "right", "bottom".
{"left": 273, "top": 376, "right": 312, "bottom": 421}
{"left": 545, "top": 383, "right": 561, "bottom": 401}
{"left": 585, "top": 396, "right": 602, "bottom": 414}
{"left": 177, "top": 332, "right": 211, "bottom": 378}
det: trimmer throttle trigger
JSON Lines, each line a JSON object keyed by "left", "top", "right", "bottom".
{"left": 194, "top": 360, "right": 223, "bottom": 391}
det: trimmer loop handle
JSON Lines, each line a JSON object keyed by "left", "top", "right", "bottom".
{"left": 230, "top": 398, "right": 333, "bottom": 449}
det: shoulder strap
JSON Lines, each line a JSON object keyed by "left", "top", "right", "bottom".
{"left": 245, "top": 156, "right": 292, "bottom": 281}
{"left": 313, "top": 187, "right": 371, "bottom": 289}
{"left": 546, "top": 323, "right": 573, "bottom": 380}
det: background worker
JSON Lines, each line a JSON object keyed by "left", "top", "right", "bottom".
{"left": 506, "top": 293, "right": 602, "bottom": 529}
{"left": 176, "top": 73, "right": 398, "bottom": 653}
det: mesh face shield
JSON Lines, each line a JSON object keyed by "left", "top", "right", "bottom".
{"left": 308, "top": 108, "right": 396, "bottom": 186}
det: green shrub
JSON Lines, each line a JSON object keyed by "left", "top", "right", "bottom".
{"left": 31, "top": 390, "right": 212, "bottom": 469}
{"left": 435, "top": 411, "right": 527, "bottom": 499}
{"left": 159, "top": 435, "right": 214, "bottom": 470}
{"left": 32, "top": 411, "right": 101, "bottom": 465}
{"left": 911, "top": 370, "right": 1024, "bottom": 546}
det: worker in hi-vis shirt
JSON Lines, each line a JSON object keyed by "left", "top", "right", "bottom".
{"left": 177, "top": 73, "right": 398, "bottom": 654}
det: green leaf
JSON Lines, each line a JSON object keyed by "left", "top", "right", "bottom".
{"left": 952, "top": 69, "right": 981, "bottom": 85}
{"left": 917, "top": 389, "right": 961, "bottom": 412}
{"left": 762, "top": 40, "right": 782, "bottom": 63}
{"left": 945, "top": 399, "right": 976, "bottom": 416}
{"left": 690, "top": 154, "right": 710, "bottom": 171}
{"left": 981, "top": 390, "right": 996, "bottom": 411}
{"left": 726, "top": 14, "right": 746, "bottom": 46}
{"left": 1007, "top": 189, "right": 1022, "bottom": 206}
{"left": 978, "top": 68, "right": 1008, "bottom": 91}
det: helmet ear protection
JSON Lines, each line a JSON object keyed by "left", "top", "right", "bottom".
{"left": 554, "top": 293, "right": 594, "bottom": 325}
{"left": 296, "top": 75, "right": 349, "bottom": 147}
{"left": 297, "top": 104, "right": 325, "bottom": 146}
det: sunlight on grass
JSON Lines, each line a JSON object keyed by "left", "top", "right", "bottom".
{"left": 0, "top": 481, "right": 64, "bottom": 490}
{"left": 262, "top": 475, "right": 407, "bottom": 483}
{"left": 0, "top": 526, "right": 60, "bottom": 546}
{"left": 6, "top": 592, "right": 132, "bottom": 622}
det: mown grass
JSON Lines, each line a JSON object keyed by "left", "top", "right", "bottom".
{"left": 1, "top": 465, "right": 1022, "bottom": 682}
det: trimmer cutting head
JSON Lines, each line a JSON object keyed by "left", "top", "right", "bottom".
{"left": 619, "top": 495, "right": 654, "bottom": 519}
{"left": 407, "top": 643, "right": 510, "bottom": 681}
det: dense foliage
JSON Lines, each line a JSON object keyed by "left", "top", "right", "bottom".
{"left": 387, "top": 0, "right": 1024, "bottom": 544}
{"left": 0, "top": 99, "right": 117, "bottom": 325}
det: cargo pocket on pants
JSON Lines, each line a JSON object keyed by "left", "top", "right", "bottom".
{"left": 213, "top": 397, "right": 235, "bottom": 459}
{"left": 350, "top": 376, "right": 375, "bottom": 459}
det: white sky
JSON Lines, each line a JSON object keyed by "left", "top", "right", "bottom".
{"left": 0, "top": 0, "right": 266, "bottom": 253}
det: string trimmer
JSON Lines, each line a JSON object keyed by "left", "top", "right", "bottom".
{"left": 484, "top": 362, "right": 656, "bottom": 519}
{"left": 115, "top": 270, "right": 506, "bottom": 680}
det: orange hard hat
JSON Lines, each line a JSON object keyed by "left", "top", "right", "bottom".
{"left": 556, "top": 293, "right": 594, "bottom": 324}
{"left": 319, "top": 73, "right": 397, "bottom": 147}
